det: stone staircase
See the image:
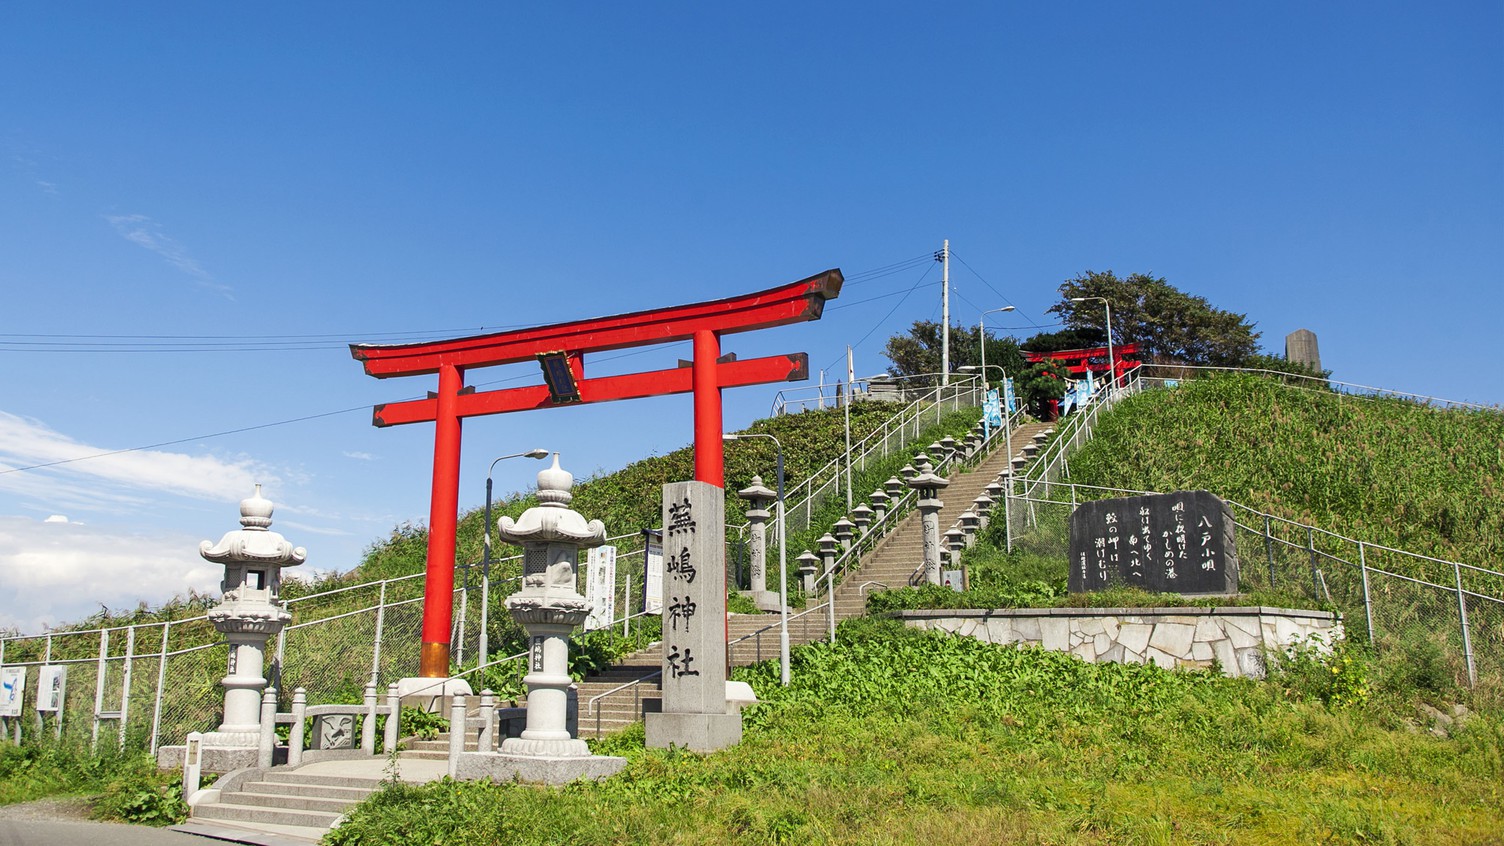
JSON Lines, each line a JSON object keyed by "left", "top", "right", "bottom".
{"left": 173, "top": 756, "right": 449, "bottom": 844}
{"left": 174, "top": 420, "right": 1058, "bottom": 844}
{"left": 574, "top": 419, "right": 1056, "bottom": 737}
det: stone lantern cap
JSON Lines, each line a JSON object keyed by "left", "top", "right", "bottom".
{"left": 906, "top": 460, "right": 949, "bottom": 495}
{"left": 817, "top": 533, "right": 839, "bottom": 554}
{"left": 959, "top": 510, "right": 980, "bottom": 528}
{"left": 944, "top": 527, "right": 967, "bottom": 549}
{"left": 796, "top": 550, "right": 819, "bottom": 575}
{"left": 984, "top": 481, "right": 1005, "bottom": 498}
{"left": 199, "top": 485, "right": 307, "bottom": 568}
{"left": 869, "top": 488, "right": 890, "bottom": 505}
{"left": 833, "top": 517, "right": 855, "bottom": 534}
{"left": 737, "top": 475, "right": 776, "bottom": 507}
{"left": 899, "top": 464, "right": 916, "bottom": 482}
{"left": 939, "top": 437, "right": 958, "bottom": 454}
{"left": 851, "top": 504, "right": 873, "bottom": 525}
{"left": 497, "top": 454, "right": 606, "bottom": 547}
{"left": 884, "top": 476, "right": 905, "bottom": 497}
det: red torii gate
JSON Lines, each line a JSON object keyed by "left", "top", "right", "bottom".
{"left": 350, "top": 269, "right": 843, "bottom": 677}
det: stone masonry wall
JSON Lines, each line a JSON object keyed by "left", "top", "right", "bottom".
{"left": 893, "top": 606, "right": 1341, "bottom": 678}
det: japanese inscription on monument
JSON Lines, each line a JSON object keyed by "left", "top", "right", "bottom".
{"left": 1068, "top": 490, "right": 1238, "bottom": 595}
{"left": 659, "top": 481, "right": 726, "bottom": 714}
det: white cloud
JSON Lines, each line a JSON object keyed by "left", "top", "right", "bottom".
{"left": 105, "top": 213, "right": 233, "bottom": 297}
{"left": 342, "top": 451, "right": 377, "bottom": 461}
{"left": 0, "top": 411, "right": 271, "bottom": 507}
{"left": 0, "top": 516, "right": 221, "bottom": 635}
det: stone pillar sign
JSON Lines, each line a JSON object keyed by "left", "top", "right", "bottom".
{"left": 645, "top": 480, "right": 745, "bottom": 751}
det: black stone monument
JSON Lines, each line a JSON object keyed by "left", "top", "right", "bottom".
{"left": 1067, "top": 490, "right": 1239, "bottom": 595}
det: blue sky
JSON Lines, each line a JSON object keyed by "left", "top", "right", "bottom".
{"left": 1, "top": 3, "right": 1500, "bottom": 632}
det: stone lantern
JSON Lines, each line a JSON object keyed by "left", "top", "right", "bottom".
{"left": 832, "top": 518, "right": 856, "bottom": 551}
{"left": 736, "top": 475, "right": 781, "bottom": 612}
{"left": 195, "top": 485, "right": 305, "bottom": 768}
{"left": 496, "top": 454, "right": 605, "bottom": 759}
{"left": 796, "top": 551, "right": 819, "bottom": 593}
{"left": 973, "top": 492, "right": 993, "bottom": 531}
{"left": 906, "top": 460, "right": 949, "bottom": 586}
{"left": 884, "top": 476, "right": 905, "bottom": 500}
{"left": 850, "top": 504, "right": 874, "bottom": 536}
{"left": 869, "top": 488, "right": 890, "bottom": 523}
{"left": 817, "top": 533, "right": 839, "bottom": 582}
{"left": 958, "top": 510, "right": 981, "bottom": 546}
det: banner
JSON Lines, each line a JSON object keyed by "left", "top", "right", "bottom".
{"left": 1002, "top": 377, "right": 1017, "bottom": 414}
{"left": 584, "top": 545, "right": 618, "bottom": 631}
{"left": 983, "top": 389, "right": 1003, "bottom": 428}
{"left": 643, "top": 530, "right": 664, "bottom": 614}
{"left": 0, "top": 668, "right": 24, "bottom": 718}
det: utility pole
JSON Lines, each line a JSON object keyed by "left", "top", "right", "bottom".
{"left": 938, "top": 239, "right": 951, "bottom": 386}
{"left": 844, "top": 345, "right": 854, "bottom": 510}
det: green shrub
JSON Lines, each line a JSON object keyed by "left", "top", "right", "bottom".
{"left": 90, "top": 767, "right": 187, "bottom": 826}
{"left": 1266, "top": 633, "right": 1370, "bottom": 709}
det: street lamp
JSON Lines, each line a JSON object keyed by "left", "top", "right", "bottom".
{"left": 1070, "top": 296, "right": 1115, "bottom": 391}
{"left": 959, "top": 364, "right": 1014, "bottom": 553}
{"left": 978, "top": 306, "right": 1015, "bottom": 389}
{"left": 480, "top": 448, "right": 551, "bottom": 668}
{"left": 722, "top": 432, "right": 790, "bottom": 686}
{"left": 843, "top": 371, "right": 891, "bottom": 511}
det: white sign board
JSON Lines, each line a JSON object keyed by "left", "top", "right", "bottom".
{"left": 644, "top": 532, "right": 664, "bottom": 614}
{"left": 37, "top": 665, "right": 66, "bottom": 712}
{"left": 0, "top": 668, "right": 25, "bottom": 717}
{"left": 942, "top": 569, "right": 965, "bottom": 592}
{"left": 584, "top": 545, "right": 618, "bottom": 631}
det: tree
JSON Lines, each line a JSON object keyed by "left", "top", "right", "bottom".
{"left": 882, "top": 321, "right": 1027, "bottom": 384}
{"left": 1048, "top": 271, "right": 1260, "bottom": 366}
{"left": 1020, "top": 326, "right": 1107, "bottom": 354}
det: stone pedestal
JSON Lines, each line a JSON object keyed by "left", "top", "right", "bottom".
{"left": 501, "top": 602, "right": 592, "bottom": 758}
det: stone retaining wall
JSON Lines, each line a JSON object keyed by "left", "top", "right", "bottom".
{"left": 891, "top": 606, "right": 1340, "bottom": 678}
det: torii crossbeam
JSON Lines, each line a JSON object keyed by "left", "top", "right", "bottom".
{"left": 351, "top": 269, "right": 842, "bottom": 676}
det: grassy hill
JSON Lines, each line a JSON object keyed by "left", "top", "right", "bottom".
{"left": 1068, "top": 374, "right": 1504, "bottom": 568}
{"left": 327, "top": 618, "right": 1504, "bottom": 845}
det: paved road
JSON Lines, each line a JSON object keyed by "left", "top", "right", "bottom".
{"left": 0, "top": 818, "right": 207, "bottom": 846}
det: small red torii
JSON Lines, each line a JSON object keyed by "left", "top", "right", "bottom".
{"left": 350, "top": 270, "right": 842, "bottom": 677}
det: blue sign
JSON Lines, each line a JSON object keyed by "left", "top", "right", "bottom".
{"left": 983, "top": 389, "right": 1003, "bottom": 428}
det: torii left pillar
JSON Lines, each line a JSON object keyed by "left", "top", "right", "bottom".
{"left": 352, "top": 270, "right": 842, "bottom": 678}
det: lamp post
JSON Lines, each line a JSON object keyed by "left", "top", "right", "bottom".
{"left": 480, "top": 448, "right": 550, "bottom": 669}
{"left": 723, "top": 432, "right": 790, "bottom": 686}
{"left": 978, "top": 306, "right": 1015, "bottom": 390}
{"left": 843, "top": 370, "right": 892, "bottom": 512}
{"left": 959, "top": 364, "right": 1014, "bottom": 552}
{"left": 1070, "top": 296, "right": 1114, "bottom": 390}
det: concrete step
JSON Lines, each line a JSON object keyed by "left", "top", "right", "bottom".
{"left": 222, "top": 791, "right": 359, "bottom": 815}
{"left": 240, "top": 780, "right": 374, "bottom": 803}
{"left": 262, "top": 771, "right": 384, "bottom": 791}
{"left": 172, "top": 818, "right": 331, "bottom": 845}
{"left": 193, "top": 801, "right": 343, "bottom": 830}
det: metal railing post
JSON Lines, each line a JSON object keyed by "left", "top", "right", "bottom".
{"left": 150, "top": 621, "right": 170, "bottom": 753}
{"left": 91, "top": 629, "right": 109, "bottom": 750}
{"left": 371, "top": 580, "right": 388, "bottom": 686}
{"left": 1454, "top": 562, "right": 1477, "bottom": 687}
{"left": 1264, "top": 516, "right": 1276, "bottom": 589}
{"left": 1307, "top": 527, "right": 1319, "bottom": 597}
{"left": 1359, "top": 543, "right": 1375, "bottom": 646}
{"left": 119, "top": 626, "right": 135, "bottom": 750}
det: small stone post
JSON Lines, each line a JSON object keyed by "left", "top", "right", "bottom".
{"left": 736, "top": 476, "right": 781, "bottom": 612}
{"left": 869, "top": 489, "right": 890, "bottom": 523}
{"left": 908, "top": 460, "right": 949, "bottom": 586}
